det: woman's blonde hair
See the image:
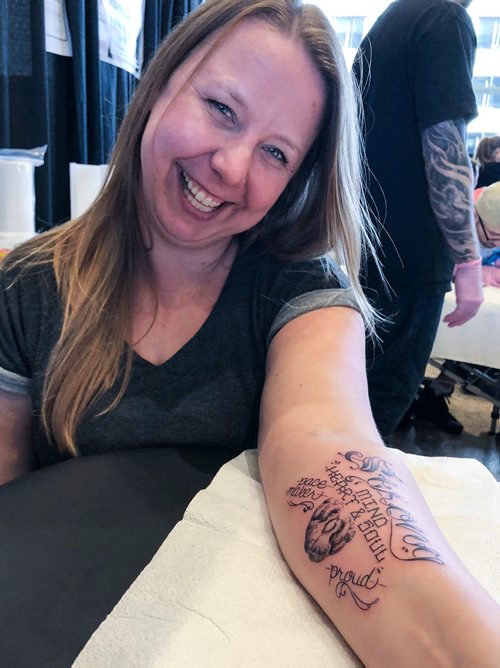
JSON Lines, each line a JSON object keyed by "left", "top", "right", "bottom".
{"left": 4, "top": 0, "right": 380, "bottom": 455}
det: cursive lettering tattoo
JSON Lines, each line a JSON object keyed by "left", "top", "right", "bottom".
{"left": 287, "top": 499, "right": 315, "bottom": 512}
{"left": 326, "top": 563, "right": 385, "bottom": 611}
{"left": 287, "top": 476, "right": 330, "bottom": 504}
{"left": 387, "top": 505, "right": 443, "bottom": 564}
{"left": 343, "top": 450, "right": 403, "bottom": 483}
{"left": 285, "top": 449, "right": 444, "bottom": 610}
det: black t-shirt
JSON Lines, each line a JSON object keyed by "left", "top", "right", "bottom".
{"left": 352, "top": 0, "right": 478, "bottom": 293}
{"left": 0, "top": 244, "right": 358, "bottom": 467}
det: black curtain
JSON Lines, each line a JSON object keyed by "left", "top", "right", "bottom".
{"left": 0, "top": 0, "right": 201, "bottom": 232}
{"left": 143, "top": 0, "right": 202, "bottom": 68}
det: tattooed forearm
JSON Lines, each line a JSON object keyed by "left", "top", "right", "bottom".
{"left": 285, "top": 450, "right": 444, "bottom": 611}
{"left": 421, "top": 119, "right": 479, "bottom": 263}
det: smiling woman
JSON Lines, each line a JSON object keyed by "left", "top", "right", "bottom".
{"left": 1, "top": 1, "right": 499, "bottom": 665}
{"left": 1, "top": 0, "right": 377, "bottom": 460}
{"left": 139, "top": 19, "right": 325, "bottom": 252}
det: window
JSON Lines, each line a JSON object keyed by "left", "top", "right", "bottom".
{"left": 476, "top": 17, "right": 499, "bottom": 49}
{"left": 491, "top": 76, "right": 500, "bottom": 107}
{"left": 334, "top": 16, "right": 365, "bottom": 50}
{"left": 473, "top": 76, "right": 491, "bottom": 107}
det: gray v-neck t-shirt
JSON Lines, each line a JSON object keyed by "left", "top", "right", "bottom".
{"left": 0, "top": 244, "right": 359, "bottom": 467}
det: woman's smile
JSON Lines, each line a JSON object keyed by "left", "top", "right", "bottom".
{"left": 181, "top": 168, "right": 224, "bottom": 214}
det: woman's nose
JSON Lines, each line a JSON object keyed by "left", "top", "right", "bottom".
{"left": 210, "top": 142, "right": 253, "bottom": 187}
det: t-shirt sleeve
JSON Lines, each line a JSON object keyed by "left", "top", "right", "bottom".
{"left": 254, "top": 257, "right": 361, "bottom": 347}
{"left": 413, "top": 8, "right": 477, "bottom": 130}
{"left": 267, "top": 287, "right": 360, "bottom": 345}
{"left": 0, "top": 266, "right": 33, "bottom": 394}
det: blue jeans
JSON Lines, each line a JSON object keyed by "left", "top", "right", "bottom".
{"left": 366, "top": 290, "right": 445, "bottom": 440}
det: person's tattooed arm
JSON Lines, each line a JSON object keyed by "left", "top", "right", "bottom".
{"left": 261, "top": 436, "right": 500, "bottom": 665}
{"left": 286, "top": 450, "right": 442, "bottom": 613}
{"left": 421, "top": 118, "right": 480, "bottom": 263}
{"left": 259, "top": 308, "right": 500, "bottom": 666}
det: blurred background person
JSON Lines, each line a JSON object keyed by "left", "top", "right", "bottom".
{"left": 353, "top": 0, "right": 483, "bottom": 441}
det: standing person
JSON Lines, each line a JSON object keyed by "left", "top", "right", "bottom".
{"left": 1, "top": 1, "right": 499, "bottom": 664}
{"left": 353, "top": 0, "right": 483, "bottom": 440}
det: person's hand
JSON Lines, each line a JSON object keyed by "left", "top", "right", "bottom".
{"left": 482, "top": 265, "right": 500, "bottom": 288}
{"left": 444, "top": 258, "right": 484, "bottom": 327}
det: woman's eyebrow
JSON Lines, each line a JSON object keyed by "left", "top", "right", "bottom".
{"left": 218, "top": 82, "right": 246, "bottom": 109}
{"left": 274, "top": 134, "right": 299, "bottom": 155}
{"left": 217, "top": 82, "right": 300, "bottom": 155}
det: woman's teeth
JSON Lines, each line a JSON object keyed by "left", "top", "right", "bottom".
{"left": 182, "top": 170, "right": 223, "bottom": 213}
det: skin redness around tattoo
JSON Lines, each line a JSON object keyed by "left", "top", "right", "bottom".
{"left": 286, "top": 450, "right": 444, "bottom": 611}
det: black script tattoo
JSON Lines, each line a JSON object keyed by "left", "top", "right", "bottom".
{"left": 326, "top": 563, "right": 384, "bottom": 611}
{"left": 357, "top": 518, "right": 388, "bottom": 563}
{"left": 304, "top": 498, "right": 355, "bottom": 563}
{"left": 287, "top": 499, "right": 315, "bottom": 513}
{"left": 343, "top": 450, "right": 403, "bottom": 483}
{"left": 285, "top": 449, "right": 444, "bottom": 612}
{"left": 387, "top": 505, "right": 444, "bottom": 564}
{"left": 324, "top": 462, "right": 358, "bottom": 502}
{"left": 336, "top": 452, "right": 443, "bottom": 565}
{"left": 287, "top": 476, "right": 331, "bottom": 511}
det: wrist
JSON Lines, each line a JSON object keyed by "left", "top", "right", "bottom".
{"left": 455, "top": 258, "right": 481, "bottom": 270}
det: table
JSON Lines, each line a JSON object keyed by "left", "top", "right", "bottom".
{"left": 1, "top": 448, "right": 499, "bottom": 667}
{"left": 431, "top": 286, "right": 500, "bottom": 368}
{"left": 75, "top": 450, "right": 500, "bottom": 667}
{"left": 431, "top": 286, "right": 500, "bottom": 432}
{"left": 0, "top": 446, "right": 236, "bottom": 667}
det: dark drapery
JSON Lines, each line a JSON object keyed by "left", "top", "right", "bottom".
{"left": 143, "top": 0, "right": 202, "bottom": 68}
{"left": 0, "top": 0, "right": 201, "bottom": 232}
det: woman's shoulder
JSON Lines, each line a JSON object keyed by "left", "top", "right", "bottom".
{"left": 237, "top": 241, "right": 349, "bottom": 291}
{"left": 1, "top": 238, "right": 58, "bottom": 308}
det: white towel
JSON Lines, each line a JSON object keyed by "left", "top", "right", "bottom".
{"left": 431, "top": 286, "right": 500, "bottom": 368}
{"left": 74, "top": 449, "right": 500, "bottom": 667}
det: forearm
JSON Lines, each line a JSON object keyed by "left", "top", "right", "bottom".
{"left": 422, "top": 119, "right": 480, "bottom": 263}
{"left": 259, "top": 430, "right": 500, "bottom": 667}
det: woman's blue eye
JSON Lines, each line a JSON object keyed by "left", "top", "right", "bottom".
{"left": 208, "top": 99, "right": 234, "bottom": 122}
{"left": 264, "top": 145, "right": 288, "bottom": 165}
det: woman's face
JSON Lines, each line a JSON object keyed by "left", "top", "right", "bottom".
{"left": 140, "top": 19, "right": 325, "bottom": 253}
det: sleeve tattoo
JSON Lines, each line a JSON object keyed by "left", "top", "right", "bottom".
{"left": 421, "top": 119, "right": 479, "bottom": 263}
{"left": 286, "top": 451, "right": 443, "bottom": 611}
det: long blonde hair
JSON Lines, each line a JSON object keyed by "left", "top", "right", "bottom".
{"left": 4, "top": 0, "right": 380, "bottom": 455}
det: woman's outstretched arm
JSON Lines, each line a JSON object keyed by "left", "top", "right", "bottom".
{"left": 258, "top": 307, "right": 500, "bottom": 667}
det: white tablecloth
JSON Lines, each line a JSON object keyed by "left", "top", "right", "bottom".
{"left": 431, "top": 286, "right": 500, "bottom": 368}
{"left": 75, "top": 449, "right": 500, "bottom": 668}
